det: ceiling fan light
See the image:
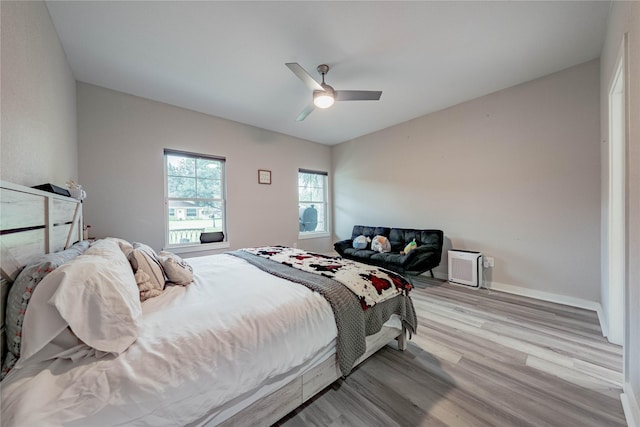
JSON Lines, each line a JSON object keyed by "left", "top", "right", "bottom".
{"left": 314, "top": 92, "right": 335, "bottom": 109}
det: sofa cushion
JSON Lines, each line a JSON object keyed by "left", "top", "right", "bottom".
{"left": 389, "top": 229, "right": 443, "bottom": 249}
{"left": 389, "top": 228, "right": 420, "bottom": 248}
{"left": 342, "top": 248, "right": 378, "bottom": 260}
{"left": 351, "top": 226, "right": 390, "bottom": 240}
{"left": 370, "top": 252, "right": 410, "bottom": 266}
{"left": 417, "top": 231, "right": 444, "bottom": 251}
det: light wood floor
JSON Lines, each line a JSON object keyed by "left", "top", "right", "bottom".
{"left": 275, "top": 278, "right": 625, "bottom": 427}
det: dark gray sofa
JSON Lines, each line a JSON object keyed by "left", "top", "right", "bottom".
{"left": 334, "top": 225, "right": 444, "bottom": 277}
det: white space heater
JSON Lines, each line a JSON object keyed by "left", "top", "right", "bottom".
{"left": 448, "top": 250, "right": 483, "bottom": 287}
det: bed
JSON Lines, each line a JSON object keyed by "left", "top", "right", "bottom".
{"left": 0, "top": 181, "right": 417, "bottom": 426}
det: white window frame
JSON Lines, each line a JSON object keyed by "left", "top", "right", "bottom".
{"left": 298, "top": 169, "right": 330, "bottom": 239}
{"left": 163, "top": 149, "right": 229, "bottom": 254}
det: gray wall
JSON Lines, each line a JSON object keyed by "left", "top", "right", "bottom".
{"left": 77, "top": 83, "right": 332, "bottom": 255}
{"left": 0, "top": 1, "right": 77, "bottom": 187}
{"left": 332, "top": 60, "right": 601, "bottom": 303}
{"left": 600, "top": 0, "right": 640, "bottom": 421}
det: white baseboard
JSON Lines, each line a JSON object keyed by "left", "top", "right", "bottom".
{"left": 484, "top": 281, "right": 610, "bottom": 339}
{"left": 428, "top": 273, "right": 609, "bottom": 337}
{"left": 622, "top": 383, "right": 640, "bottom": 427}
{"left": 430, "top": 273, "right": 599, "bottom": 310}
{"left": 483, "top": 280, "right": 602, "bottom": 310}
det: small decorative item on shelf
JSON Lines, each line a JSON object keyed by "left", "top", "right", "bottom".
{"left": 66, "top": 180, "right": 87, "bottom": 201}
{"left": 83, "top": 224, "right": 92, "bottom": 241}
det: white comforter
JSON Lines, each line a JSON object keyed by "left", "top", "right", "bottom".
{"left": 1, "top": 254, "right": 337, "bottom": 426}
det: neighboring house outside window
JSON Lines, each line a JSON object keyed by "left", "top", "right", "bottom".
{"left": 164, "top": 149, "right": 226, "bottom": 247}
{"left": 298, "top": 169, "right": 328, "bottom": 236}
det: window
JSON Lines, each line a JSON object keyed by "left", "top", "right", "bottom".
{"left": 298, "top": 169, "right": 328, "bottom": 235}
{"left": 165, "top": 149, "right": 226, "bottom": 247}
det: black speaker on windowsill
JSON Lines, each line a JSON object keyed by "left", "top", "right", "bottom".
{"left": 32, "top": 183, "right": 71, "bottom": 197}
{"left": 200, "top": 232, "right": 224, "bottom": 243}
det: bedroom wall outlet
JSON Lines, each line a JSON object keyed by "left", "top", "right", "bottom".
{"left": 293, "top": 242, "right": 297, "bottom": 248}
{"left": 483, "top": 256, "right": 495, "bottom": 268}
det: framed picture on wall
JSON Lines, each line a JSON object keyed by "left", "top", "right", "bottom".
{"left": 258, "top": 169, "right": 271, "bottom": 185}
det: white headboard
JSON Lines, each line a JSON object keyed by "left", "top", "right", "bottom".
{"left": 0, "top": 180, "right": 83, "bottom": 361}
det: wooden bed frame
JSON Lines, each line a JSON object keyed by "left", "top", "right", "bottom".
{"left": 0, "top": 180, "right": 407, "bottom": 426}
{"left": 0, "top": 181, "right": 83, "bottom": 361}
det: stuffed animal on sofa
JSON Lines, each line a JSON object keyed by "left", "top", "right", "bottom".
{"left": 401, "top": 238, "right": 417, "bottom": 255}
{"left": 352, "top": 235, "right": 371, "bottom": 249}
{"left": 371, "top": 235, "right": 391, "bottom": 253}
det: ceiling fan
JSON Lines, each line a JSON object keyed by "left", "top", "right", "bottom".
{"left": 285, "top": 62, "right": 382, "bottom": 121}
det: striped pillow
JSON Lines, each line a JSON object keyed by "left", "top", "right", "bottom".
{"left": 128, "top": 243, "right": 166, "bottom": 301}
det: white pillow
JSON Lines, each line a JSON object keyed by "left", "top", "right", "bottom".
{"left": 87, "top": 237, "right": 130, "bottom": 257}
{"left": 100, "top": 236, "right": 134, "bottom": 257}
{"left": 17, "top": 239, "right": 142, "bottom": 367}
{"left": 158, "top": 251, "right": 194, "bottom": 286}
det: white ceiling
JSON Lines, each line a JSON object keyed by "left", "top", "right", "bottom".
{"left": 46, "top": 1, "right": 611, "bottom": 145}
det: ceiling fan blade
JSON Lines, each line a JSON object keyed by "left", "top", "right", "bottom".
{"left": 335, "top": 90, "right": 382, "bottom": 101}
{"left": 296, "top": 104, "right": 315, "bottom": 121}
{"left": 286, "top": 63, "right": 323, "bottom": 91}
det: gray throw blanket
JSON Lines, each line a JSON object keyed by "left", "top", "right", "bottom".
{"left": 228, "top": 250, "right": 417, "bottom": 376}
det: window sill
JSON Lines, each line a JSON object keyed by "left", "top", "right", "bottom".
{"left": 298, "top": 232, "right": 330, "bottom": 240}
{"left": 164, "top": 241, "right": 230, "bottom": 255}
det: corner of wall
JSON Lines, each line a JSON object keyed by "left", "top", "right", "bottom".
{"left": 622, "top": 384, "right": 640, "bottom": 427}
{"left": 595, "top": 304, "right": 609, "bottom": 339}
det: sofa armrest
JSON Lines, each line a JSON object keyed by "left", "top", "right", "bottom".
{"left": 333, "top": 240, "right": 353, "bottom": 257}
{"left": 402, "top": 245, "right": 438, "bottom": 273}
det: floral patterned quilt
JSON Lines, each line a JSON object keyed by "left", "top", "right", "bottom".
{"left": 241, "top": 246, "right": 412, "bottom": 310}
